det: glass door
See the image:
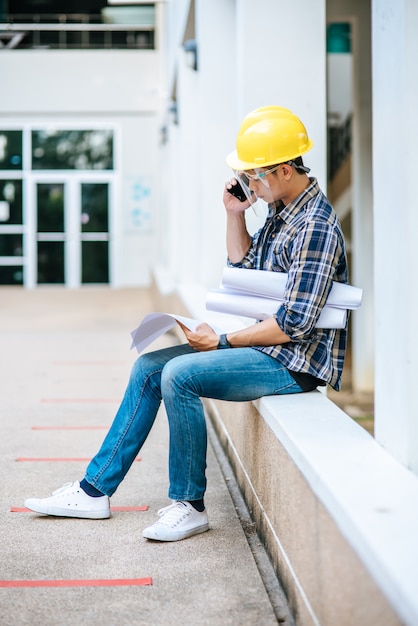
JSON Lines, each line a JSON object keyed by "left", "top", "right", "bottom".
{"left": 80, "top": 182, "right": 109, "bottom": 284}
{"left": 36, "top": 182, "right": 65, "bottom": 283}
{"left": 33, "top": 178, "right": 111, "bottom": 287}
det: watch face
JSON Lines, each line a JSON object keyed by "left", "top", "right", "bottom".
{"left": 218, "top": 334, "right": 230, "bottom": 349}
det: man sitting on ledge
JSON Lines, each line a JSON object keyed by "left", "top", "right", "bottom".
{"left": 24, "top": 105, "right": 348, "bottom": 542}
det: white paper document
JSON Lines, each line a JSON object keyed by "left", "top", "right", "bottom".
{"left": 206, "top": 290, "right": 347, "bottom": 329}
{"left": 219, "top": 267, "right": 363, "bottom": 310}
{"left": 205, "top": 268, "right": 361, "bottom": 329}
{"left": 130, "top": 313, "right": 201, "bottom": 354}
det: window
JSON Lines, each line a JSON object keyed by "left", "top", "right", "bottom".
{"left": 0, "top": 162, "right": 23, "bottom": 285}
{"left": 82, "top": 241, "right": 109, "bottom": 283}
{"left": 0, "top": 180, "right": 23, "bottom": 224}
{"left": 0, "top": 125, "right": 115, "bottom": 286}
{"left": 0, "top": 233, "right": 22, "bottom": 256}
{"left": 37, "top": 241, "right": 65, "bottom": 284}
{"left": 37, "top": 183, "right": 64, "bottom": 232}
{"left": 0, "top": 266, "right": 23, "bottom": 284}
{"left": 32, "top": 130, "right": 114, "bottom": 170}
{"left": 81, "top": 183, "right": 108, "bottom": 232}
{"left": 0, "top": 131, "right": 23, "bottom": 170}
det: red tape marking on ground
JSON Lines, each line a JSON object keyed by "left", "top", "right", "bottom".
{"left": 32, "top": 426, "right": 108, "bottom": 430}
{"left": 0, "top": 578, "right": 152, "bottom": 588}
{"left": 41, "top": 399, "right": 119, "bottom": 404}
{"left": 16, "top": 457, "right": 92, "bottom": 462}
{"left": 53, "top": 361, "right": 125, "bottom": 366}
{"left": 11, "top": 505, "right": 149, "bottom": 513}
{"left": 110, "top": 505, "right": 148, "bottom": 512}
{"left": 15, "top": 457, "right": 141, "bottom": 462}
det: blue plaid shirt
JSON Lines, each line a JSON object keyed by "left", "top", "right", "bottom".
{"left": 229, "top": 178, "right": 348, "bottom": 390}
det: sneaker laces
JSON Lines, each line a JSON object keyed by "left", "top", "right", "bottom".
{"left": 157, "top": 501, "right": 190, "bottom": 526}
{"left": 52, "top": 482, "right": 76, "bottom": 496}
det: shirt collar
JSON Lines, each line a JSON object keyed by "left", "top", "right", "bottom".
{"left": 268, "top": 177, "right": 320, "bottom": 223}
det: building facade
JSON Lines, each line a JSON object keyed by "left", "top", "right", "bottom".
{"left": 1, "top": 1, "right": 164, "bottom": 288}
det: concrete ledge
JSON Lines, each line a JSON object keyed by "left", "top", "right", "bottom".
{"left": 152, "top": 274, "right": 418, "bottom": 625}
{"left": 254, "top": 392, "right": 418, "bottom": 626}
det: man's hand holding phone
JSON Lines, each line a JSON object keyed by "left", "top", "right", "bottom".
{"left": 224, "top": 178, "right": 251, "bottom": 213}
{"left": 227, "top": 180, "right": 247, "bottom": 202}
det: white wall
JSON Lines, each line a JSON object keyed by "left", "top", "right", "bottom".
{"left": 1, "top": 51, "right": 160, "bottom": 113}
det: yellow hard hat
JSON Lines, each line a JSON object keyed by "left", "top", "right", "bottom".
{"left": 226, "top": 105, "right": 313, "bottom": 171}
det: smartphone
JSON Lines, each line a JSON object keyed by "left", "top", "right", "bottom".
{"left": 227, "top": 181, "right": 247, "bottom": 202}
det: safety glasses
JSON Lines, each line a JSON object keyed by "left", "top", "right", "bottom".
{"left": 240, "top": 164, "right": 282, "bottom": 182}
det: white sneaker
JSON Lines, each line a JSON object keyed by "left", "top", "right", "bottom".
{"left": 142, "top": 501, "right": 209, "bottom": 542}
{"left": 24, "top": 481, "right": 110, "bottom": 519}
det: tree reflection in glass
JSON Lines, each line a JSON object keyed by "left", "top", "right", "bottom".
{"left": 32, "top": 130, "right": 113, "bottom": 170}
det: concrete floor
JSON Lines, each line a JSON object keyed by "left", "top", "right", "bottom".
{"left": 0, "top": 286, "right": 292, "bottom": 626}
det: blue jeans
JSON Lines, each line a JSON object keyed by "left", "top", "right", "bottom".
{"left": 85, "top": 344, "right": 303, "bottom": 501}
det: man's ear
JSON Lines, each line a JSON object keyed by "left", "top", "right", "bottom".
{"left": 280, "top": 163, "right": 293, "bottom": 179}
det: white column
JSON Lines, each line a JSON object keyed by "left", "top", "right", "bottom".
{"left": 157, "top": 1, "right": 199, "bottom": 287}
{"left": 195, "top": 0, "right": 237, "bottom": 287}
{"left": 199, "top": 0, "right": 328, "bottom": 285}
{"left": 235, "top": 0, "right": 327, "bottom": 189}
{"left": 372, "top": 0, "right": 418, "bottom": 471}
{"left": 175, "top": 57, "right": 200, "bottom": 284}
{"left": 351, "top": 2, "right": 374, "bottom": 392}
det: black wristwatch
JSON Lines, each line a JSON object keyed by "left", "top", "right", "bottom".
{"left": 217, "top": 333, "right": 232, "bottom": 349}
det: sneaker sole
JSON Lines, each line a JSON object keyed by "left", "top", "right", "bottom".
{"left": 24, "top": 501, "right": 110, "bottom": 519}
{"left": 142, "top": 522, "right": 209, "bottom": 542}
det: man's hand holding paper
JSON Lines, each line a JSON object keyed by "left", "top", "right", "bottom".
{"left": 177, "top": 321, "right": 219, "bottom": 352}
